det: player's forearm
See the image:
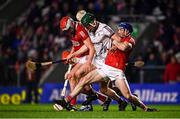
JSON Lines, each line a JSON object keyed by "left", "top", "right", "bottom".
{"left": 70, "top": 47, "right": 75, "bottom": 54}
{"left": 112, "top": 40, "right": 131, "bottom": 51}
{"left": 73, "top": 45, "right": 88, "bottom": 57}
{"left": 86, "top": 46, "right": 95, "bottom": 64}
{"left": 111, "top": 33, "right": 125, "bottom": 51}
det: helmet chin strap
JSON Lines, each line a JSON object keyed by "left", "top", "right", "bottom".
{"left": 70, "top": 22, "right": 76, "bottom": 35}
{"left": 119, "top": 28, "right": 130, "bottom": 37}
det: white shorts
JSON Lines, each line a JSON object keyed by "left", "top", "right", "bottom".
{"left": 78, "top": 55, "right": 105, "bottom": 68}
{"left": 92, "top": 58, "right": 104, "bottom": 69}
{"left": 96, "top": 63, "right": 126, "bottom": 81}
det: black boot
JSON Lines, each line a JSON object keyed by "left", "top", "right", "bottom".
{"left": 80, "top": 104, "right": 93, "bottom": 111}
{"left": 82, "top": 94, "right": 98, "bottom": 105}
{"left": 146, "top": 108, "right": 158, "bottom": 112}
{"left": 119, "top": 100, "right": 128, "bottom": 111}
{"left": 102, "top": 98, "right": 112, "bottom": 111}
{"left": 130, "top": 94, "right": 138, "bottom": 111}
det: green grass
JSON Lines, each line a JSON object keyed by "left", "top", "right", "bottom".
{"left": 0, "top": 104, "right": 180, "bottom": 118}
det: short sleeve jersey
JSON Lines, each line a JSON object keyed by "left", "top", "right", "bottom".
{"left": 71, "top": 22, "right": 89, "bottom": 57}
{"left": 105, "top": 36, "right": 135, "bottom": 71}
{"left": 88, "top": 22, "right": 114, "bottom": 61}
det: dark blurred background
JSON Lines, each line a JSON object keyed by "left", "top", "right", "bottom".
{"left": 0, "top": 0, "right": 179, "bottom": 104}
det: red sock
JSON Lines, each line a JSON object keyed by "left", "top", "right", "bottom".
{"left": 65, "top": 95, "right": 73, "bottom": 102}
{"left": 96, "top": 92, "right": 108, "bottom": 103}
{"left": 70, "top": 97, "right": 77, "bottom": 105}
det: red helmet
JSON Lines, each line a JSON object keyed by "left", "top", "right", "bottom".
{"left": 59, "top": 16, "right": 74, "bottom": 31}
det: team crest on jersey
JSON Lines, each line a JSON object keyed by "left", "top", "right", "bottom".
{"left": 72, "top": 41, "right": 80, "bottom": 46}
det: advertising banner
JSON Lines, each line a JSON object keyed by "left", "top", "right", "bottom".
{"left": 0, "top": 84, "right": 180, "bottom": 104}
{"left": 40, "top": 83, "right": 180, "bottom": 104}
{"left": 130, "top": 84, "right": 180, "bottom": 104}
{"left": 0, "top": 87, "right": 26, "bottom": 104}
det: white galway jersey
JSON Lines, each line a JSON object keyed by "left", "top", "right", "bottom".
{"left": 88, "top": 22, "right": 114, "bottom": 61}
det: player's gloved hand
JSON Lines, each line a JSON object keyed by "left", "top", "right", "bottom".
{"left": 66, "top": 58, "right": 77, "bottom": 65}
{"left": 66, "top": 53, "right": 75, "bottom": 64}
{"left": 66, "top": 53, "right": 74, "bottom": 60}
{"left": 66, "top": 53, "right": 78, "bottom": 65}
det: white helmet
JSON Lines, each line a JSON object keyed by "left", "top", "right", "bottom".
{"left": 76, "top": 10, "right": 86, "bottom": 21}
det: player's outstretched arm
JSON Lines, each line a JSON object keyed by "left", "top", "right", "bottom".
{"left": 83, "top": 37, "right": 95, "bottom": 64}
{"left": 112, "top": 40, "right": 132, "bottom": 51}
{"left": 72, "top": 45, "right": 88, "bottom": 57}
{"left": 111, "top": 33, "right": 132, "bottom": 51}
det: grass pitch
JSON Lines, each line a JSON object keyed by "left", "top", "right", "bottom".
{"left": 0, "top": 104, "right": 180, "bottom": 118}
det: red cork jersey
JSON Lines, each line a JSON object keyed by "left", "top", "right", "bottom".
{"left": 105, "top": 36, "right": 135, "bottom": 71}
{"left": 71, "top": 22, "right": 89, "bottom": 57}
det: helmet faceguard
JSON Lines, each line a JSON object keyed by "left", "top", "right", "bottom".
{"left": 80, "top": 13, "right": 97, "bottom": 32}
{"left": 81, "top": 13, "right": 96, "bottom": 27}
{"left": 118, "top": 22, "right": 133, "bottom": 34}
{"left": 60, "top": 16, "right": 75, "bottom": 31}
